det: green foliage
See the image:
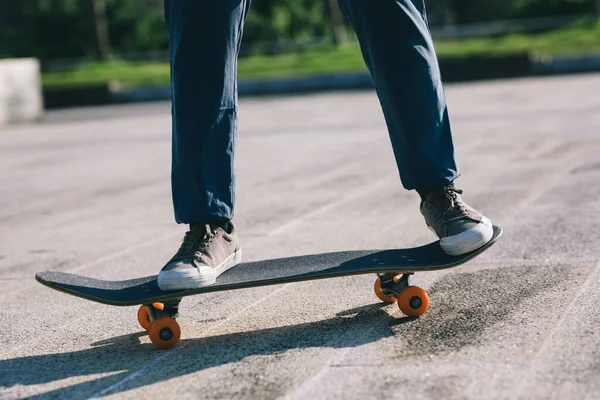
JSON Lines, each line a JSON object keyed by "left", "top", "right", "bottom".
{"left": 244, "top": 0, "right": 330, "bottom": 43}
{"left": 0, "top": 0, "right": 598, "bottom": 62}
{"left": 105, "top": 0, "right": 167, "bottom": 54}
{"left": 511, "top": 0, "right": 593, "bottom": 18}
{"left": 426, "top": 0, "right": 595, "bottom": 23}
{"left": 0, "top": 1, "right": 97, "bottom": 60}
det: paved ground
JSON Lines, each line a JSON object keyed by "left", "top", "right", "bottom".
{"left": 2, "top": 73, "right": 600, "bottom": 399}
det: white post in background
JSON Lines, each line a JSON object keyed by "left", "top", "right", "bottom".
{"left": 0, "top": 58, "right": 44, "bottom": 127}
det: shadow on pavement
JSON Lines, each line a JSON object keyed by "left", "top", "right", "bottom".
{"left": 3, "top": 303, "right": 406, "bottom": 399}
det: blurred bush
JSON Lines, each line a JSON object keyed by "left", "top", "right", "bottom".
{"left": 0, "top": 0, "right": 598, "bottom": 63}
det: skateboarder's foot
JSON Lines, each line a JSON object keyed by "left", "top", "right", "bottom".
{"left": 419, "top": 184, "right": 493, "bottom": 256}
{"left": 157, "top": 221, "right": 242, "bottom": 291}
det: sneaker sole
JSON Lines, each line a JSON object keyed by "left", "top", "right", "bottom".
{"left": 439, "top": 217, "right": 494, "bottom": 256}
{"left": 157, "top": 249, "right": 243, "bottom": 291}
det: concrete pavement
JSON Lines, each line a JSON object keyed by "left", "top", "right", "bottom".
{"left": 1, "top": 73, "right": 600, "bottom": 399}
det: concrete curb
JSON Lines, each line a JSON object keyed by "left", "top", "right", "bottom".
{"left": 0, "top": 58, "right": 44, "bottom": 125}
{"left": 533, "top": 54, "right": 600, "bottom": 75}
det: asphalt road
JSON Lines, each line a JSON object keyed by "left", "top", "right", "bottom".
{"left": 2, "top": 73, "right": 600, "bottom": 399}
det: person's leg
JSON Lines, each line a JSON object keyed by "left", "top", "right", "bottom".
{"left": 166, "top": 0, "right": 250, "bottom": 224}
{"left": 159, "top": 0, "right": 249, "bottom": 291}
{"left": 336, "top": 0, "right": 493, "bottom": 255}
{"left": 336, "top": 0, "right": 457, "bottom": 190}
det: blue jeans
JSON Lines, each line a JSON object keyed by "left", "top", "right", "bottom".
{"left": 164, "top": 0, "right": 459, "bottom": 224}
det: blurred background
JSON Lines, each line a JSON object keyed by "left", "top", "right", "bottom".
{"left": 1, "top": 0, "right": 600, "bottom": 110}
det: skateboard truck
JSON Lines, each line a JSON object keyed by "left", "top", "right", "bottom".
{"left": 137, "top": 299, "right": 182, "bottom": 349}
{"left": 377, "top": 272, "right": 411, "bottom": 296}
{"left": 162, "top": 299, "right": 181, "bottom": 318}
{"left": 374, "top": 272, "right": 430, "bottom": 318}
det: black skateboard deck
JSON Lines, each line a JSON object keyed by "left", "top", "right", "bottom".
{"left": 36, "top": 226, "right": 502, "bottom": 306}
{"left": 36, "top": 226, "right": 502, "bottom": 349}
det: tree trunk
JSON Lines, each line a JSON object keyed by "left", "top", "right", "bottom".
{"left": 327, "top": 0, "right": 348, "bottom": 45}
{"left": 92, "top": 0, "right": 112, "bottom": 61}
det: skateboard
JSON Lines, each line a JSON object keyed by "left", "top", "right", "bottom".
{"left": 36, "top": 225, "right": 502, "bottom": 349}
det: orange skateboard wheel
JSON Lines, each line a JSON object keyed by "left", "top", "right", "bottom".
{"left": 137, "top": 303, "right": 165, "bottom": 330}
{"left": 374, "top": 279, "right": 397, "bottom": 303}
{"left": 149, "top": 317, "right": 181, "bottom": 349}
{"left": 137, "top": 305, "right": 151, "bottom": 330}
{"left": 397, "top": 286, "right": 429, "bottom": 317}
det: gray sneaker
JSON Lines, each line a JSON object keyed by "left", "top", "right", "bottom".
{"left": 420, "top": 185, "right": 493, "bottom": 256}
{"left": 157, "top": 222, "right": 242, "bottom": 291}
